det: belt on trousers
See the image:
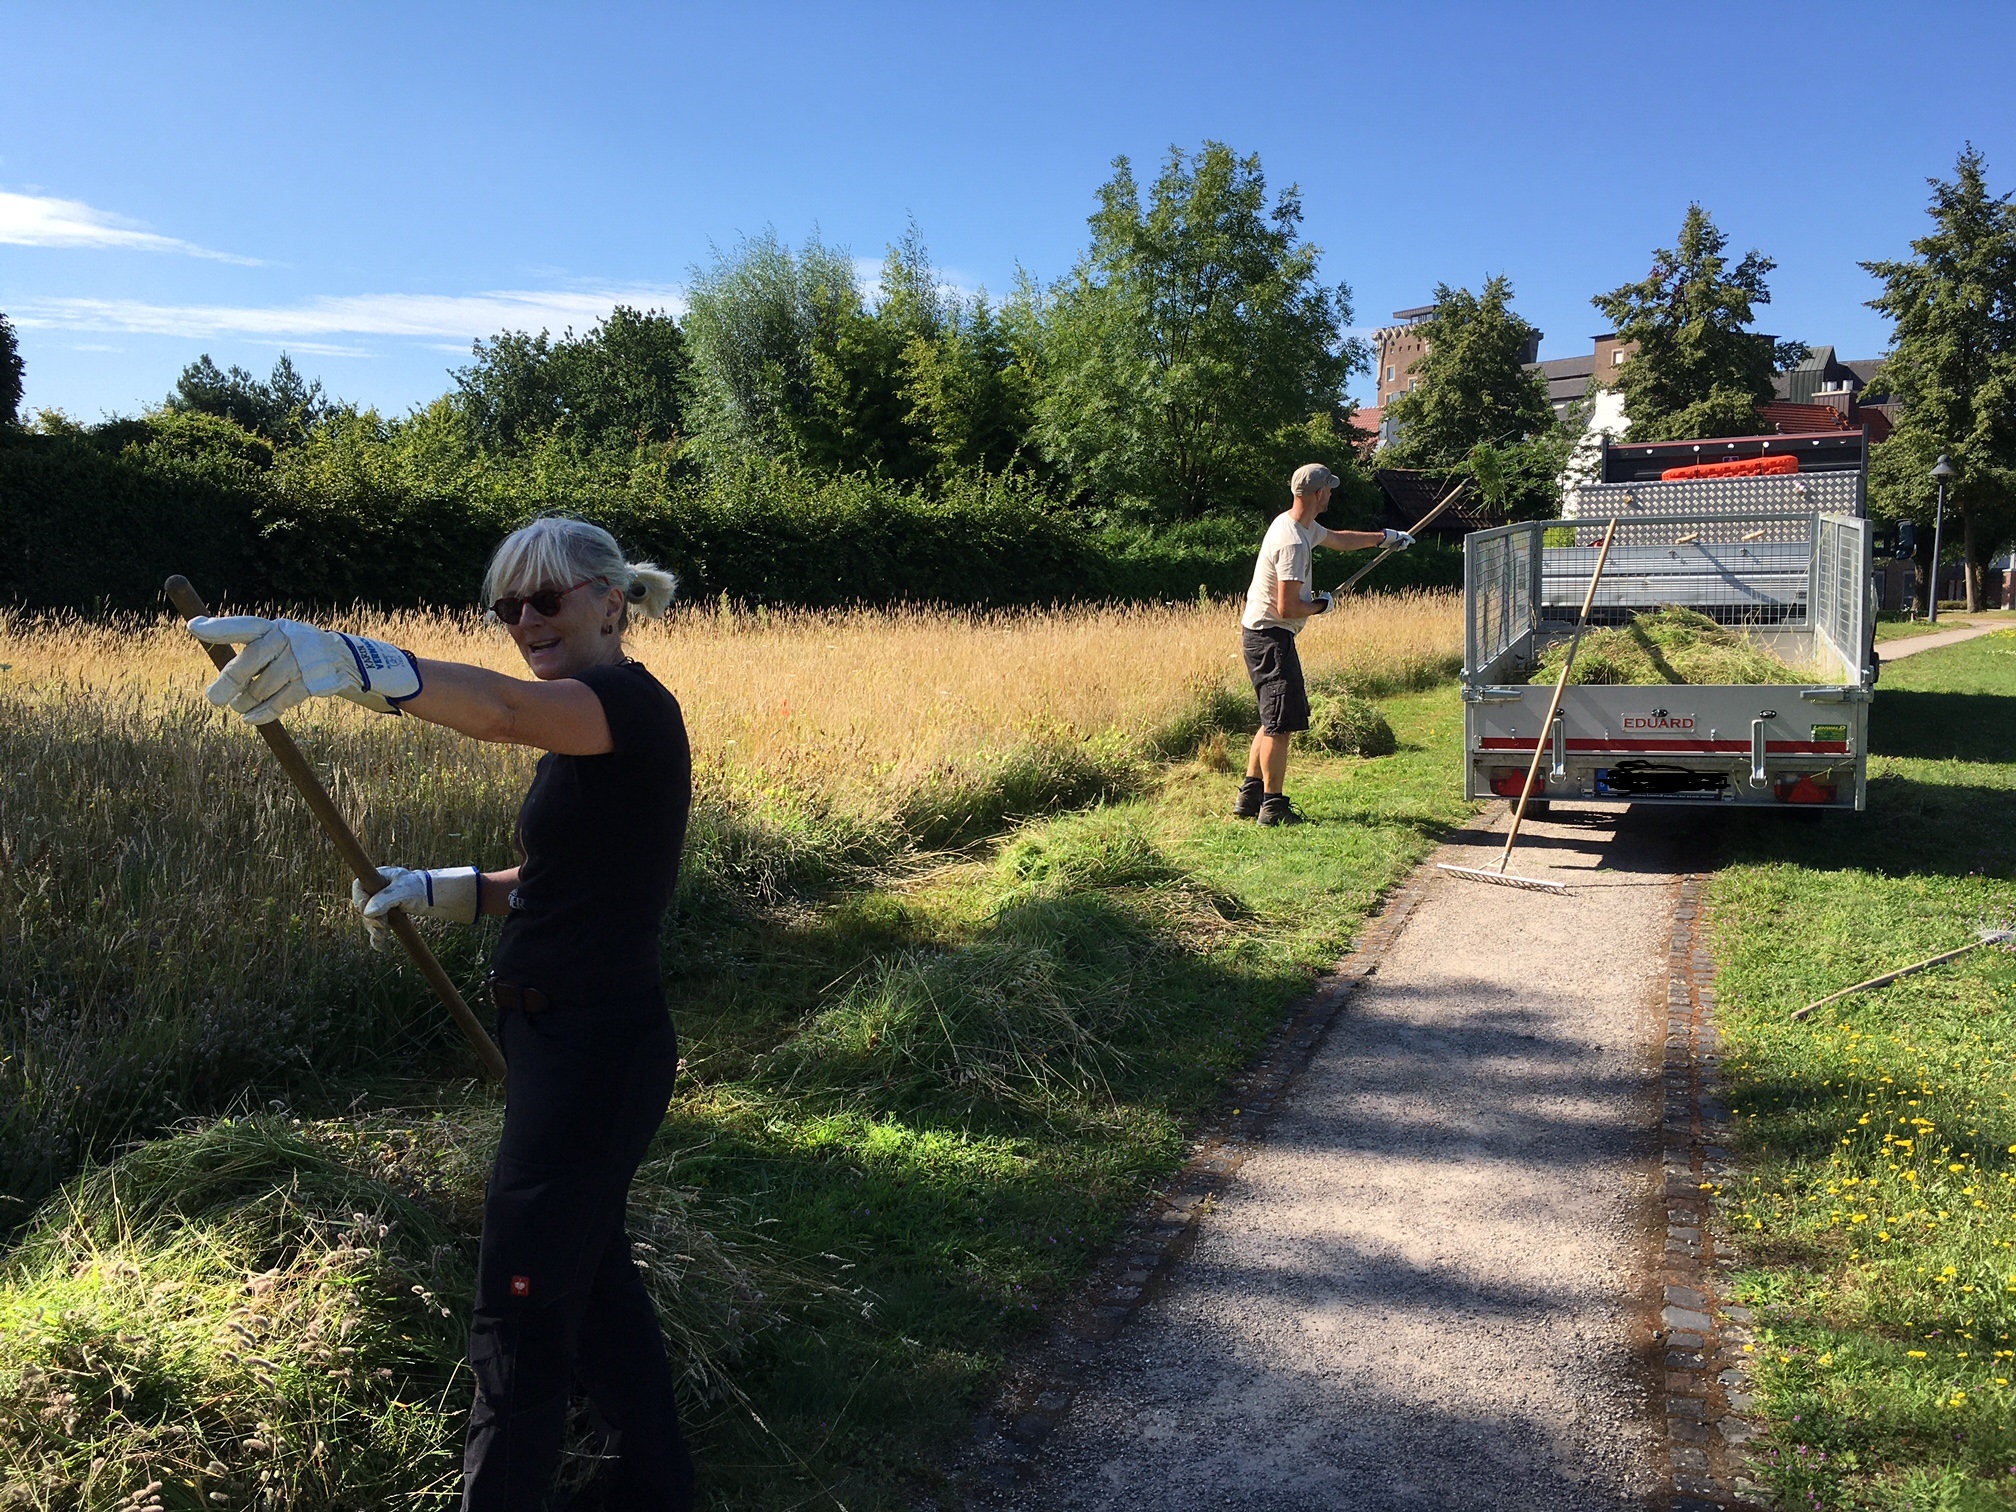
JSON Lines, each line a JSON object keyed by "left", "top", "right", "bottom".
{"left": 487, "top": 975, "right": 553, "bottom": 1015}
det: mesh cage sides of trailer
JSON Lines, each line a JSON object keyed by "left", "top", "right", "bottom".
{"left": 1463, "top": 512, "right": 1873, "bottom": 681}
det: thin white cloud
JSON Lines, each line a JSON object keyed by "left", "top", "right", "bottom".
{"left": 6, "top": 287, "right": 688, "bottom": 342}
{"left": 245, "top": 338, "right": 374, "bottom": 359}
{"left": 0, "top": 189, "right": 261, "bottom": 265}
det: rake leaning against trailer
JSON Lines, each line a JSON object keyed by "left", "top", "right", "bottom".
{"left": 1458, "top": 430, "right": 1877, "bottom": 816}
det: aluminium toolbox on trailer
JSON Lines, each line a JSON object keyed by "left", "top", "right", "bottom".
{"left": 1461, "top": 430, "right": 1876, "bottom": 811}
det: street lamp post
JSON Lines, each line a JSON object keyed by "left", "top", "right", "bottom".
{"left": 1929, "top": 455, "right": 1955, "bottom": 624}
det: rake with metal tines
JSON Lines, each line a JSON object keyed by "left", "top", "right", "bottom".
{"left": 1790, "top": 926, "right": 2016, "bottom": 1021}
{"left": 1438, "top": 516, "right": 1619, "bottom": 897}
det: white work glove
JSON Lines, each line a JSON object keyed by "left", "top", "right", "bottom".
{"left": 188, "top": 616, "right": 421, "bottom": 724}
{"left": 1308, "top": 592, "right": 1334, "bottom": 615}
{"left": 1383, "top": 528, "right": 1415, "bottom": 550}
{"left": 351, "top": 865, "right": 481, "bottom": 952}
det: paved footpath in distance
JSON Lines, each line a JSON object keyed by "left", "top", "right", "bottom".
{"left": 1878, "top": 621, "right": 2003, "bottom": 662}
{"left": 1006, "top": 806, "right": 1703, "bottom": 1512}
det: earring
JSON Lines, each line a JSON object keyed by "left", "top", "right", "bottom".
{"left": 601, "top": 621, "right": 614, "bottom": 636}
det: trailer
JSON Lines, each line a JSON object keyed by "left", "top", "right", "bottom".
{"left": 1461, "top": 430, "right": 1875, "bottom": 812}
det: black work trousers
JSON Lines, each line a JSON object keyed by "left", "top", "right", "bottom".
{"left": 463, "top": 997, "right": 694, "bottom": 1511}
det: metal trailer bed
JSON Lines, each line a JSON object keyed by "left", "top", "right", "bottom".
{"left": 1461, "top": 468, "right": 1874, "bottom": 812}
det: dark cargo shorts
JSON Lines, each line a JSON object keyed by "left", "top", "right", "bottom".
{"left": 1242, "top": 626, "right": 1311, "bottom": 735}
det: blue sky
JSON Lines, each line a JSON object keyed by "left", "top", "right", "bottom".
{"left": 5, "top": 1, "right": 2012, "bottom": 422}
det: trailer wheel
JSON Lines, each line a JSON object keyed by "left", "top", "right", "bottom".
{"left": 1518, "top": 800, "right": 1551, "bottom": 818}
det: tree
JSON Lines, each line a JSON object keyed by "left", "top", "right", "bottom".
{"left": 680, "top": 230, "right": 863, "bottom": 464}
{"left": 167, "top": 352, "right": 328, "bottom": 444}
{"left": 0, "top": 311, "right": 22, "bottom": 428}
{"left": 453, "top": 306, "right": 688, "bottom": 452}
{"left": 802, "top": 224, "right": 946, "bottom": 481}
{"left": 453, "top": 330, "right": 566, "bottom": 449}
{"left": 1593, "top": 205, "right": 1804, "bottom": 441}
{"left": 903, "top": 296, "right": 1037, "bottom": 481}
{"left": 1033, "top": 142, "right": 1366, "bottom": 519}
{"left": 1863, "top": 145, "right": 2016, "bottom": 611}
{"left": 1381, "top": 276, "right": 1565, "bottom": 516}
{"left": 563, "top": 306, "right": 688, "bottom": 446}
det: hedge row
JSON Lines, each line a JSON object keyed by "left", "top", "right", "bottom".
{"left": 0, "top": 415, "right": 1460, "bottom": 614}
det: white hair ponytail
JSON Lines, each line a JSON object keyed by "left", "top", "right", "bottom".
{"left": 622, "top": 561, "right": 678, "bottom": 621}
{"left": 484, "top": 516, "right": 680, "bottom": 628}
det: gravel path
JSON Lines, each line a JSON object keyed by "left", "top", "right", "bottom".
{"left": 1007, "top": 805, "right": 1697, "bottom": 1511}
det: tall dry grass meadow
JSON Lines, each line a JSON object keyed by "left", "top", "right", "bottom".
{"left": 0, "top": 592, "right": 1458, "bottom": 1211}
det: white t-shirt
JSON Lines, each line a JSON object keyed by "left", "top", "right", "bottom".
{"left": 1241, "top": 512, "right": 1331, "bottom": 633}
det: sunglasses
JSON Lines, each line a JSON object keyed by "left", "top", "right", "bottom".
{"left": 490, "top": 577, "right": 602, "bottom": 625}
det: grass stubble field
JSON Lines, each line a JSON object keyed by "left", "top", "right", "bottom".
{"left": 1711, "top": 629, "right": 2016, "bottom": 1511}
{"left": 0, "top": 592, "right": 1471, "bottom": 1510}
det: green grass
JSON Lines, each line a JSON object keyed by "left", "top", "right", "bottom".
{"left": 1708, "top": 629, "right": 2016, "bottom": 1510}
{"left": 1876, "top": 611, "right": 2016, "bottom": 644}
{"left": 1875, "top": 618, "right": 1950, "bottom": 643}
{"left": 0, "top": 689, "right": 1472, "bottom": 1510}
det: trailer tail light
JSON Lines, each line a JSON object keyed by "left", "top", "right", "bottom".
{"left": 1488, "top": 767, "right": 1544, "bottom": 800}
{"left": 1774, "top": 773, "right": 1837, "bottom": 804}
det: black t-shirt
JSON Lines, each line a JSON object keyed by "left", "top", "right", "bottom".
{"left": 491, "top": 660, "right": 691, "bottom": 1005}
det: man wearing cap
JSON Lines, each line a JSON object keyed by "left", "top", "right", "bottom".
{"left": 1235, "top": 463, "right": 1413, "bottom": 825}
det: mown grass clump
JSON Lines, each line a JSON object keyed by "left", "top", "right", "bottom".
{"left": 763, "top": 935, "right": 1147, "bottom": 1111}
{"left": 0, "top": 1111, "right": 836, "bottom": 1512}
{"left": 1300, "top": 693, "right": 1397, "bottom": 757}
{"left": 767, "top": 812, "right": 1176, "bottom": 1112}
{"left": 1530, "top": 606, "right": 1812, "bottom": 686}
{"left": 995, "top": 805, "right": 1176, "bottom": 892}
{"left": 1707, "top": 632, "right": 2016, "bottom": 1508}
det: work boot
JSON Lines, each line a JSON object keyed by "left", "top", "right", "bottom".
{"left": 1232, "top": 776, "right": 1265, "bottom": 819}
{"left": 1257, "top": 794, "right": 1304, "bottom": 827}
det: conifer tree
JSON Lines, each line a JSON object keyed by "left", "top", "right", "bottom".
{"left": 1593, "top": 205, "right": 1802, "bottom": 441}
{"left": 1863, "top": 145, "right": 2016, "bottom": 610}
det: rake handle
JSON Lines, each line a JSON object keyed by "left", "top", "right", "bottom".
{"left": 1496, "top": 518, "right": 1619, "bottom": 873}
{"left": 1336, "top": 481, "right": 1471, "bottom": 596}
{"left": 164, "top": 575, "right": 507, "bottom": 1082}
{"left": 1790, "top": 937, "right": 1996, "bottom": 1021}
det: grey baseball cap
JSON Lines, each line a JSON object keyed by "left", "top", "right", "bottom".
{"left": 1292, "top": 462, "right": 1343, "bottom": 495}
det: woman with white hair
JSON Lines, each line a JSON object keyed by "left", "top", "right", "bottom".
{"left": 192, "top": 515, "right": 696, "bottom": 1509}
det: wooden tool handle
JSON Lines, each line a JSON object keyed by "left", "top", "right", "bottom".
{"left": 1337, "top": 481, "right": 1470, "bottom": 596}
{"left": 165, "top": 576, "right": 507, "bottom": 1081}
{"left": 1496, "top": 518, "right": 1618, "bottom": 872}
{"left": 1790, "top": 937, "right": 1991, "bottom": 1021}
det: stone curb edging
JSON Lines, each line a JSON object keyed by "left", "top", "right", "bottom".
{"left": 947, "top": 863, "right": 1440, "bottom": 1502}
{"left": 1660, "top": 874, "right": 1767, "bottom": 1512}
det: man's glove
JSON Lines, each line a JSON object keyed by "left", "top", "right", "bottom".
{"left": 188, "top": 616, "right": 421, "bottom": 724}
{"left": 1383, "top": 528, "right": 1416, "bottom": 550}
{"left": 352, "top": 865, "right": 480, "bottom": 951}
{"left": 1309, "top": 592, "right": 1334, "bottom": 615}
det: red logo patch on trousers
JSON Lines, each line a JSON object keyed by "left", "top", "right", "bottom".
{"left": 510, "top": 1275, "right": 531, "bottom": 1298}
